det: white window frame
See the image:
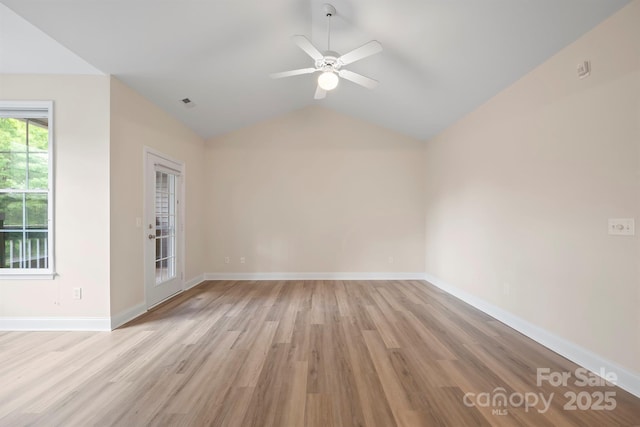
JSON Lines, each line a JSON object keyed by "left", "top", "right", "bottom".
{"left": 0, "top": 100, "right": 55, "bottom": 279}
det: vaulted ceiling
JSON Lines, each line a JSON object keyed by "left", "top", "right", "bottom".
{"left": 0, "top": 0, "right": 630, "bottom": 140}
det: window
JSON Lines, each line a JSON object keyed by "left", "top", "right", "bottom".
{"left": 155, "top": 169, "right": 177, "bottom": 284}
{"left": 0, "top": 101, "right": 54, "bottom": 278}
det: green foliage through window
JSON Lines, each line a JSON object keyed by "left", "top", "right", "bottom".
{"left": 0, "top": 114, "right": 51, "bottom": 270}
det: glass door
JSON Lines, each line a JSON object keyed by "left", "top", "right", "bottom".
{"left": 145, "top": 151, "right": 183, "bottom": 308}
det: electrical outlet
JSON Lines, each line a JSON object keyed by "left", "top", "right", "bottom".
{"left": 577, "top": 60, "right": 590, "bottom": 79}
{"left": 388, "top": 256, "right": 394, "bottom": 264}
{"left": 224, "top": 256, "right": 230, "bottom": 264}
{"left": 503, "top": 282, "right": 510, "bottom": 296}
{"left": 73, "top": 287, "right": 82, "bottom": 300}
{"left": 240, "top": 257, "right": 246, "bottom": 264}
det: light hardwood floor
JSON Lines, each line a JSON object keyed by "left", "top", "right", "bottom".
{"left": 1, "top": 280, "right": 639, "bottom": 426}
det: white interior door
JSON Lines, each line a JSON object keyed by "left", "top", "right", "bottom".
{"left": 145, "top": 151, "right": 183, "bottom": 309}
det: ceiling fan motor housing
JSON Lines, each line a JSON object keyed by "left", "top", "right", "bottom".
{"left": 316, "top": 52, "right": 341, "bottom": 71}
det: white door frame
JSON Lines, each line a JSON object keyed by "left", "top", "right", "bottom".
{"left": 143, "top": 146, "right": 186, "bottom": 309}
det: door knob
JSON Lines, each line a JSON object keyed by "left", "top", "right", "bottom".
{"left": 148, "top": 234, "right": 155, "bottom": 240}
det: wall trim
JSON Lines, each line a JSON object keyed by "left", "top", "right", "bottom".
{"left": 110, "top": 302, "right": 147, "bottom": 330}
{"left": 0, "top": 316, "right": 111, "bottom": 331}
{"left": 184, "top": 274, "right": 205, "bottom": 290}
{"left": 423, "top": 273, "right": 640, "bottom": 399}
{"left": 204, "top": 272, "right": 425, "bottom": 281}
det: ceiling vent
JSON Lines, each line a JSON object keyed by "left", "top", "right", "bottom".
{"left": 180, "top": 98, "right": 196, "bottom": 109}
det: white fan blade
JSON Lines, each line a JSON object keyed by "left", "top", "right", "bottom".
{"left": 270, "top": 68, "right": 317, "bottom": 79}
{"left": 292, "top": 35, "right": 324, "bottom": 61}
{"left": 314, "top": 85, "right": 327, "bottom": 100}
{"left": 338, "top": 69, "right": 379, "bottom": 89}
{"left": 338, "top": 40, "right": 382, "bottom": 66}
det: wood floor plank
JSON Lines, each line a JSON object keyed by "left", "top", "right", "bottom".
{"left": 210, "top": 386, "right": 256, "bottom": 427}
{"left": 334, "top": 280, "right": 352, "bottom": 317}
{"left": 362, "top": 329, "right": 413, "bottom": 424}
{"left": 273, "top": 282, "right": 303, "bottom": 344}
{"left": 306, "top": 324, "right": 325, "bottom": 394}
{"left": 397, "top": 309, "right": 458, "bottom": 361}
{"left": 275, "top": 360, "right": 308, "bottom": 427}
{"left": 0, "top": 279, "right": 639, "bottom": 426}
{"left": 376, "top": 286, "right": 406, "bottom": 313}
{"left": 324, "top": 319, "right": 368, "bottom": 427}
{"left": 235, "top": 321, "right": 279, "bottom": 388}
{"left": 365, "top": 304, "right": 402, "bottom": 349}
{"left": 305, "top": 393, "right": 334, "bottom": 427}
{"left": 238, "top": 342, "right": 292, "bottom": 427}
{"left": 340, "top": 317, "right": 397, "bottom": 427}
{"left": 164, "top": 331, "right": 243, "bottom": 415}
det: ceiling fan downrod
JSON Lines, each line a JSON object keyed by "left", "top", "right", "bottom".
{"left": 324, "top": 3, "right": 336, "bottom": 52}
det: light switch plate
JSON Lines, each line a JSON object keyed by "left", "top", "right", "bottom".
{"left": 608, "top": 218, "right": 634, "bottom": 236}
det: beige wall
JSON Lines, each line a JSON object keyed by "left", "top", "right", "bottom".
{"left": 109, "top": 77, "right": 206, "bottom": 316}
{"left": 205, "top": 106, "right": 425, "bottom": 273}
{"left": 2, "top": 5, "right": 636, "bottom": 385}
{"left": 0, "top": 74, "right": 111, "bottom": 318}
{"left": 424, "top": 1, "right": 640, "bottom": 374}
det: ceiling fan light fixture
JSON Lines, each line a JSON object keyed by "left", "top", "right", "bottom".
{"left": 270, "top": 3, "right": 382, "bottom": 98}
{"left": 318, "top": 71, "right": 339, "bottom": 90}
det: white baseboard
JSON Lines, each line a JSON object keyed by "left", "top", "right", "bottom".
{"left": 0, "top": 316, "right": 111, "bottom": 331}
{"left": 110, "top": 302, "right": 147, "bottom": 330}
{"left": 184, "top": 274, "right": 205, "bottom": 290}
{"left": 423, "top": 273, "right": 640, "bottom": 399}
{"left": 204, "top": 272, "right": 425, "bottom": 281}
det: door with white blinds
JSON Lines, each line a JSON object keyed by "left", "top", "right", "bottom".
{"left": 145, "top": 151, "right": 183, "bottom": 308}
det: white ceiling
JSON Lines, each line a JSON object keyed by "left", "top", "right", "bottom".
{"left": 0, "top": 0, "right": 629, "bottom": 140}
{"left": 0, "top": 3, "right": 101, "bottom": 75}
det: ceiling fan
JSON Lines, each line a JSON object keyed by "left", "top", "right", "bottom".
{"left": 270, "top": 3, "right": 382, "bottom": 99}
